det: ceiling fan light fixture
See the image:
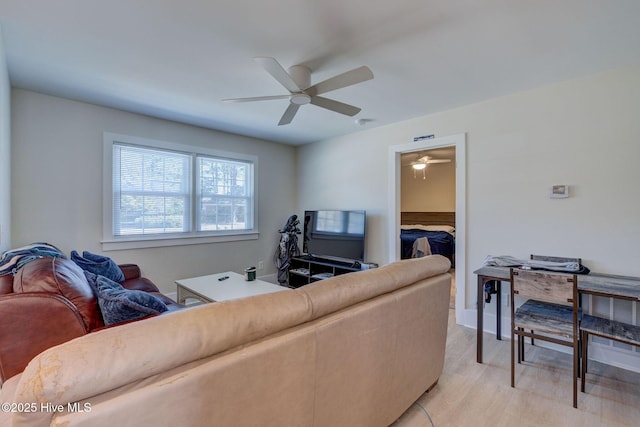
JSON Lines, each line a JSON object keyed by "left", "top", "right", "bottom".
{"left": 412, "top": 163, "right": 427, "bottom": 170}
{"left": 290, "top": 93, "right": 311, "bottom": 105}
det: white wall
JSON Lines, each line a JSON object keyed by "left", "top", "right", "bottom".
{"left": 401, "top": 160, "right": 455, "bottom": 212}
{"left": 298, "top": 64, "right": 640, "bottom": 306}
{"left": 295, "top": 127, "right": 396, "bottom": 266}
{"left": 0, "top": 27, "right": 11, "bottom": 252}
{"left": 10, "top": 90, "right": 296, "bottom": 293}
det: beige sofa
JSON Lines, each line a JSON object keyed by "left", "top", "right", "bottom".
{"left": 0, "top": 255, "right": 451, "bottom": 427}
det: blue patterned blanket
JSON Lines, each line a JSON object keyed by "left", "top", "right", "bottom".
{"left": 0, "top": 243, "right": 65, "bottom": 276}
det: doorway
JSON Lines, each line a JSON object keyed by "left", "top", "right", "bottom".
{"left": 388, "top": 134, "right": 466, "bottom": 325}
{"left": 401, "top": 146, "right": 456, "bottom": 306}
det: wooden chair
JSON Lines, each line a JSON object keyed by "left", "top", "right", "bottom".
{"left": 510, "top": 268, "right": 580, "bottom": 408}
{"left": 521, "top": 255, "right": 582, "bottom": 352}
{"left": 580, "top": 315, "right": 640, "bottom": 393}
{"left": 484, "top": 255, "right": 582, "bottom": 346}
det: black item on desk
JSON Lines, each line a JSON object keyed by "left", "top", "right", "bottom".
{"left": 484, "top": 281, "right": 498, "bottom": 303}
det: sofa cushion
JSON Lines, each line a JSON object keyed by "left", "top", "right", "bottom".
{"left": 86, "top": 273, "right": 168, "bottom": 326}
{"left": 71, "top": 251, "right": 125, "bottom": 283}
{"left": 13, "top": 257, "right": 100, "bottom": 330}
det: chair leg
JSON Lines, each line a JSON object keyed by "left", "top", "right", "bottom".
{"left": 581, "top": 331, "right": 588, "bottom": 393}
{"left": 520, "top": 328, "right": 525, "bottom": 362}
{"left": 584, "top": 332, "right": 589, "bottom": 375}
{"left": 511, "top": 327, "right": 515, "bottom": 388}
{"left": 496, "top": 281, "right": 502, "bottom": 341}
{"left": 577, "top": 335, "right": 581, "bottom": 379}
{"left": 573, "top": 340, "right": 578, "bottom": 408}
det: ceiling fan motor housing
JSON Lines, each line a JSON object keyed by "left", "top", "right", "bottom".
{"left": 288, "top": 65, "right": 311, "bottom": 90}
{"left": 290, "top": 93, "right": 311, "bottom": 105}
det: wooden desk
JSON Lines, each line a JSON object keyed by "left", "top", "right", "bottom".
{"left": 473, "top": 266, "right": 640, "bottom": 363}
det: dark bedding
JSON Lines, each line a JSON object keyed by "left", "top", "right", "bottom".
{"left": 400, "top": 229, "right": 455, "bottom": 266}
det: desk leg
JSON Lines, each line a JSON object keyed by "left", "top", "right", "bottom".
{"left": 477, "top": 275, "right": 484, "bottom": 363}
{"left": 496, "top": 281, "right": 501, "bottom": 341}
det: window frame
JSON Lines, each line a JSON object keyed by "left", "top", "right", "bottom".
{"left": 102, "top": 132, "right": 258, "bottom": 251}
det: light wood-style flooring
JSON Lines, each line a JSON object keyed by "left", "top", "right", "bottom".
{"left": 394, "top": 309, "right": 640, "bottom": 426}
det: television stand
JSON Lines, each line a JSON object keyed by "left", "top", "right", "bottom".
{"left": 287, "top": 255, "right": 363, "bottom": 288}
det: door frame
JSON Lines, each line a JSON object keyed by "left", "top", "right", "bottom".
{"left": 388, "top": 133, "right": 466, "bottom": 324}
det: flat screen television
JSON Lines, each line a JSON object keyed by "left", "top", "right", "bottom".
{"left": 302, "top": 210, "right": 366, "bottom": 262}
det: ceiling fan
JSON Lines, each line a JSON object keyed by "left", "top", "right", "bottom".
{"left": 405, "top": 155, "right": 452, "bottom": 169}
{"left": 222, "top": 57, "right": 374, "bottom": 126}
{"left": 403, "top": 155, "right": 452, "bottom": 179}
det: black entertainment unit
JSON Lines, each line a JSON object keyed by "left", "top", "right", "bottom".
{"left": 288, "top": 255, "right": 364, "bottom": 288}
{"left": 287, "top": 209, "right": 374, "bottom": 288}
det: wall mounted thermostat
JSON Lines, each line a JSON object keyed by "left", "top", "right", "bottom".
{"left": 550, "top": 185, "right": 569, "bottom": 199}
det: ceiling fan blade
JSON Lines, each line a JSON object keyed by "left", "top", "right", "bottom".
{"left": 306, "top": 66, "right": 373, "bottom": 96}
{"left": 222, "top": 95, "right": 291, "bottom": 103}
{"left": 310, "top": 96, "right": 361, "bottom": 116}
{"left": 417, "top": 156, "right": 451, "bottom": 164}
{"left": 278, "top": 103, "right": 300, "bottom": 126}
{"left": 254, "top": 57, "right": 301, "bottom": 93}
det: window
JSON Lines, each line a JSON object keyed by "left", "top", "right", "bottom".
{"left": 103, "top": 133, "right": 257, "bottom": 250}
{"left": 113, "top": 144, "right": 192, "bottom": 236}
{"left": 197, "top": 156, "right": 251, "bottom": 232}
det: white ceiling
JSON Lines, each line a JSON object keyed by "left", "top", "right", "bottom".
{"left": 2, "top": 1, "right": 639, "bottom": 146}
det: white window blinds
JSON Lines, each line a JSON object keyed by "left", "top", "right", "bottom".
{"left": 112, "top": 143, "right": 191, "bottom": 236}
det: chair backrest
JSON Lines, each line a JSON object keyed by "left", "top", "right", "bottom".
{"left": 530, "top": 254, "right": 582, "bottom": 264}
{"left": 510, "top": 268, "right": 578, "bottom": 306}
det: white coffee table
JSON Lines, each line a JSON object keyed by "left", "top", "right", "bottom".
{"left": 175, "top": 271, "right": 288, "bottom": 305}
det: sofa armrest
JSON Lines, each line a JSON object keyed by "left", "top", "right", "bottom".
{"left": 0, "top": 293, "right": 88, "bottom": 382}
{"left": 118, "top": 264, "right": 142, "bottom": 281}
{"left": 0, "top": 274, "right": 13, "bottom": 294}
{"left": 118, "top": 264, "right": 162, "bottom": 294}
{"left": 117, "top": 264, "right": 181, "bottom": 308}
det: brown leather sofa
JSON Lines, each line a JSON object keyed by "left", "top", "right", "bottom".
{"left": 0, "top": 257, "right": 181, "bottom": 383}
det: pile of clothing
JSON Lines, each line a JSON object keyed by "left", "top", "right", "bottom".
{"left": 0, "top": 242, "right": 65, "bottom": 276}
{"left": 481, "top": 255, "right": 590, "bottom": 303}
{"left": 481, "top": 255, "right": 589, "bottom": 273}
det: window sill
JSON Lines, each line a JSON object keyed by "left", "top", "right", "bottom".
{"left": 101, "top": 231, "right": 259, "bottom": 251}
